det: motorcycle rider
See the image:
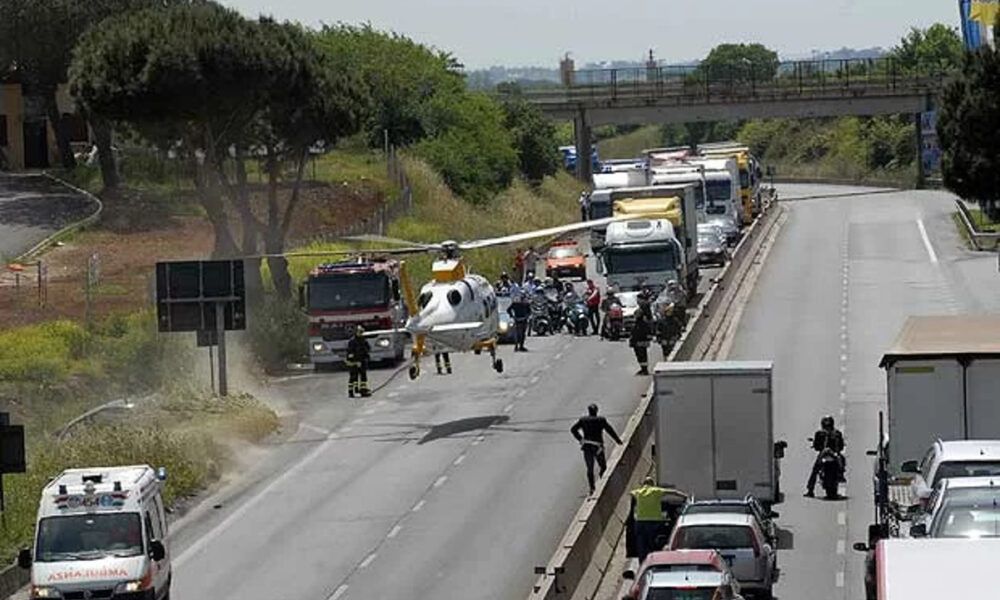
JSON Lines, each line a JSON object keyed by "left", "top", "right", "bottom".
{"left": 584, "top": 280, "right": 601, "bottom": 335}
{"left": 630, "top": 309, "right": 653, "bottom": 375}
{"left": 508, "top": 292, "right": 532, "bottom": 352}
{"left": 805, "top": 415, "right": 846, "bottom": 497}
{"left": 346, "top": 325, "right": 372, "bottom": 398}
{"left": 496, "top": 271, "right": 513, "bottom": 295}
{"left": 562, "top": 281, "right": 580, "bottom": 305}
{"left": 600, "top": 287, "right": 621, "bottom": 339}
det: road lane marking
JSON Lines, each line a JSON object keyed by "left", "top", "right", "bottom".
{"left": 412, "top": 500, "right": 426, "bottom": 512}
{"left": 503, "top": 403, "right": 514, "bottom": 413}
{"left": 597, "top": 358, "right": 606, "bottom": 366}
{"left": 454, "top": 454, "right": 466, "bottom": 465}
{"left": 328, "top": 584, "right": 349, "bottom": 600}
{"left": 387, "top": 392, "right": 399, "bottom": 398}
{"left": 530, "top": 375, "right": 540, "bottom": 385}
{"left": 433, "top": 475, "right": 448, "bottom": 488}
{"left": 917, "top": 219, "right": 939, "bottom": 264}
{"left": 554, "top": 352, "right": 563, "bottom": 360}
{"left": 540, "top": 363, "right": 551, "bottom": 371}
{"left": 836, "top": 572, "right": 845, "bottom": 588}
{"left": 302, "top": 423, "right": 331, "bottom": 436}
{"left": 387, "top": 525, "right": 402, "bottom": 539}
{"left": 359, "top": 553, "right": 377, "bottom": 569}
{"left": 837, "top": 540, "right": 845, "bottom": 555}
{"left": 516, "top": 389, "right": 527, "bottom": 398}
{"left": 472, "top": 434, "right": 486, "bottom": 445}
{"left": 363, "top": 408, "right": 376, "bottom": 415}
{"left": 341, "top": 426, "right": 353, "bottom": 433}
{"left": 838, "top": 511, "right": 846, "bottom": 526}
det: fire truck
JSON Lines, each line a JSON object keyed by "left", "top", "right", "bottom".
{"left": 300, "top": 258, "right": 409, "bottom": 369}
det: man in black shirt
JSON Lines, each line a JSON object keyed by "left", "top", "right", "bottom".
{"left": 570, "top": 404, "right": 624, "bottom": 495}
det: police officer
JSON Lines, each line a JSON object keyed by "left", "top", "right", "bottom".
{"left": 630, "top": 310, "right": 653, "bottom": 375}
{"left": 434, "top": 352, "right": 452, "bottom": 375}
{"left": 346, "top": 325, "right": 371, "bottom": 398}
{"left": 805, "top": 415, "right": 846, "bottom": 497}
{"left": 508, "top": 292, "right": 532, "bottom": 352}
{"left": 570, "top": 404, "right": 623, "bottom": 495}
{"left": 630, "top": 477, "right": 684, "bottom": 563}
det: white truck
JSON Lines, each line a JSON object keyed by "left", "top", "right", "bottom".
{"left": 689, "top": 157, "right": 743, "bottom": 232}
{"left": 653, "top": 361, "right": 786, "bottom": 507}
{"left": 863, "top": 538, "right": 1000, "bottom": 600}
{"left": 18, "top": 465, "right": 172, "bottom": 600}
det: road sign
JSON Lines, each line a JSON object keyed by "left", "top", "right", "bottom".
{"left": 155, "top": 260, "right": 246, "bottom": 333}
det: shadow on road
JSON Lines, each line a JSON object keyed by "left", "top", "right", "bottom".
{"left": 775, "top": 527, "right": 794, "bottom": 550}
{"left": 418, "top": 415, "right": 510, "bottom": 444}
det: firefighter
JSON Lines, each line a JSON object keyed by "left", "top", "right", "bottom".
{"left": 435, "top": 352, "right": 452, "bottom": 375}
{"left": 346, "top": 325, "right": 371, "bottom": 398}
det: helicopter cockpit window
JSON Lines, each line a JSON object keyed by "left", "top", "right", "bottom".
{"left": 447, "top": 290, "right": 462, "bottom": 306}
{"left": 418, "top": 291, "right": 433, "bottom": 308}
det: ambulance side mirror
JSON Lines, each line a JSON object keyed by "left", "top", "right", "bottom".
{"left": 149, "top": 540, "right": 166, "bottom": 562}
{"left": 17, "top": 548, "right": 32, "bottom": 569}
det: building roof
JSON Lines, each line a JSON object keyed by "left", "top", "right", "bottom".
{"left": 880, "top": 316, "right": 1000, "bottom": 367}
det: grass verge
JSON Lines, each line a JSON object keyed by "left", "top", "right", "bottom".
{"left": 597, "top": 125, "right": 662, "bottom": 160}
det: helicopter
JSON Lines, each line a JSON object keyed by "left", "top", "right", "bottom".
{"left": 281, "top": 216, "right": 630, "bottom": 380}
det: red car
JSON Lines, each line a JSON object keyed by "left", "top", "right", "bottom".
{"left": 622, "top": 549, "right": 743, "bottom": 600}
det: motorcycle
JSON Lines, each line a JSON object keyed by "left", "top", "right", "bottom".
{"left": 809, "top": 439, "right": 845, "bottom": 500}
{"left": 565, "top": 301, "right": 590, "bottom": 336}
{"left": 602, "top": 300, "right": 624, "bottom": 341}
{"left": 530, "top": 293, "right": 550, "bottom": 336}
{"left": 544, "top": 289, "right": 566, "bottom": 333}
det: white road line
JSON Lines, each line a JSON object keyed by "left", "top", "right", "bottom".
{"left": 301, "top": 423, "right": 331, "bottom": 436}
{"left": 387, "top": 392, "right": 399, "bottom": 398}
{"left": 472, "top": 435, "right": 485, "bottom": 445}
{"left": 387, "top": 525, "right": 402, "bottom": 539}
{"left": 328, "top": 584, "right": 349, "bottom": 600}
{"left": 837, "top": 539, "right": 846, "bottom": 555}
{"left": 516, "top": 389, "right": 527, "bottom": 398}
{"left": 363, "top": 408, "right": 376, "bottom": 415}
{"left": 917, "top": 219, "right": 939, "bottom": 264}
{"left": 433, "top": 475, "right": 448, "bottom": 488}
{"left": 454, "top": 454, "right": 466, "bottom": 466}
{"left": 530, "top": 376, "right": 540, "bottom": 385}
{"left": 341, "top": 426, "right": 354, "bottom": 433}
{"left": 540, "top": 364, "right": 551, "bottom": 371}
{"left": 412, "top": 500, "right": 426, "bottom": 512}
{"left": 836, "top": 572, "right": 845, "bottom": 588}
{"left": 553, "top": 352, "right": 563, "bottom": 360}
{"left": 503, "top": 403, "right": 514, "bottom": 413}
{"left": 597, "top": 358, "right": 606, "bottom": 366}
{"left": 839, "top": 407, "right": 846, "bottom": 415}
{"left": 359, "top": 552, "right": 377, "bottom": 569}
{"left": 838, "top": 511, "right": 847, "bottom": 526}
{"left": 840, "top": 354, "right": 848, "bottom": 362}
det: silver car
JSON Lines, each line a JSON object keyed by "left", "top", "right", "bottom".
{"left": 668, "top": 513, "right": 777, "bottom": 599}
{"left": 912, "top": 476, "right": 1000, "bottom": 538}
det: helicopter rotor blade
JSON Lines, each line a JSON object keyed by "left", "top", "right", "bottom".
{"left": 339, "top": 234, "right": 437, "bottom": 249}
{"left": 456, "top": 216, "right": 630, "bottom": 251}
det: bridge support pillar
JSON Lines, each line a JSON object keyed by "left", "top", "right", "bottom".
{"left": 573, "top": 109, "right": 593, "bottom": 183}
{"left": 914, "top": 112, "right": 925, "bottom": 190}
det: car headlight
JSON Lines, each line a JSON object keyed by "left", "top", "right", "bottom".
{"left": 499, "top": 321, "right": 510, "bottom": 332}
{"left": 378, "top": 338, "right": 391, "bottom": 348}
{"left": 312, "top": 342, "right": 325, "bottom": 352}
{"left": 31, "top": 587, "right": 62, "bottom": 599}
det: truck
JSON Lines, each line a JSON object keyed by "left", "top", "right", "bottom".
{"left": 300, "top": 258, "right": 409, "bottom": 369}
{"left": 648, "top": 164, "right": 707, "bottom": 219}
{"left": 653, "top": 361, "right": 786, "bottom": 507}
{"left": 854, "top": 537, "right": 1000, "bottom": 600}
{"left": 699, "top": 143, "right": 761, "bottom": 222}
{"left": 688, "top": 156, "right": 743, "bottom": 234}
{"left": 602, "top": 184, "right": 700, "bottom": 295}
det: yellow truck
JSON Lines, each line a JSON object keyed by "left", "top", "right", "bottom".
{"left": 699, "top": 143, "right": 759, "bottom": 224}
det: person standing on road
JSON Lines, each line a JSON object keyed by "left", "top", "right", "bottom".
{"left": 570, "top": 404, "right": 623, "bottom": 495}
{"left": 629, "top": 477, "right": 681, "bottom": 563}
{"left": 346, "top": 325, "right": 371, "bottom": 398}
{"left": 584, "top": 279, "right": 601, "bottom": 335}
{"left": 630, "top": 310, "right": 653, "bottom": 375}
{"left": 508, "top": 293, "right": 532, "bottom": 351}
{"left": 434, "top": 352, "right": 452, "bottom": 375}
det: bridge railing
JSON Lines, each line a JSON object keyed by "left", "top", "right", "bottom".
{"left": 522, "top": 57, "right": 950, "bottom": 105}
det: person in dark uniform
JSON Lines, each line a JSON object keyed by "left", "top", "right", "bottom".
{"left": 346, "top": 325, "right": 371, "bottom": 398}
{"left": 570, "top": 404, "right": 623, "bottom": 495}
{"left": 435, "top": 352, "right": 452, "bottom": 375}
{"left": 508, "top": 292, "right": 532, "bottom": 351}
{"left": 630, "top": 310, "right": 653, "bottom": 375}
{"left": 805, "top": 415, "right": 846, "bottom": 497}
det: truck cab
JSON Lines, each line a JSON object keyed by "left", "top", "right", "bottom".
{"left": 18, "top": 465, "right": 171, "bottom": 600}
{"left": 603, "top": 219, "right": 683, "bottom": 292}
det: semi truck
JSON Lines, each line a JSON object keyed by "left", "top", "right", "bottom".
{"left": 602, "top": 184, "right": 700, "bottom": 295}
{"left": 688, "top": 156, "right": 743, "bottom": 232}
{"left": 699, "top": 143, "right": 761, "bottom": 222}
{"left": 653, "top": 361, "right": 786, "bottom": 507}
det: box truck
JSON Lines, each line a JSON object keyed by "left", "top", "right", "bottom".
{"left": 653, "top": 361, "right": 785, "bottom": 507}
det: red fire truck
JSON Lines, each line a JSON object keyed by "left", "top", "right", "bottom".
{"left": 300, "top": 258, "right": 408, "bottom": 369}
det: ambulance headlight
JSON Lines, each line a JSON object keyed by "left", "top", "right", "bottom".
{"left": 498, "top": 321, "right": 510, "bottom": 333}
{"left": 31, "top": 587, "right": 62, "bottom": 598}
{"left": 312, "top": 342, "right": 325, "bottom": 353}
{"left": 115, "top": 578, "right": 151, "bottom": 594}
{"left": 378, "top": 339, "right": 391, "bottom": 348}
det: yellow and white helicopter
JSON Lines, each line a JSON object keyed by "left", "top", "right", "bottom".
{"left": 287, "top": 216, "right": 628, "bottom": 380}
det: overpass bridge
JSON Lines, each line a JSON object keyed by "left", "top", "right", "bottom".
{"left": 517, "top": 58, "right": 949, "bottom": 183}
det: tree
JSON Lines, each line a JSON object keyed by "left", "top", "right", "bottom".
{"left": 500, "top": 95, "right": 559, "bottom": 184}
{"left": 892, "top": 24, "right": 964, "bottom": 71}
{"left": 938, "top": 44, "right": 1000, "bottom": 219}
{"left": 700, "top": 43, "right": 780, "bottom": 82}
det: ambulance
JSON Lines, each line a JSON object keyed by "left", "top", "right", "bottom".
{"left": 18, "top": 465, "right": 171, "bottom": 600}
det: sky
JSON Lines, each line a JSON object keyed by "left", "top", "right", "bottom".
{"left": 223, "top": 0, "right": 960, "bottom": 69}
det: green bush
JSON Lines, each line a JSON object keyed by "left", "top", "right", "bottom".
{"left": 247, "top": 293, "right": 309, "bottom": 372}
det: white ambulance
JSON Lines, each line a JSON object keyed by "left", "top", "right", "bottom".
{"left": 18, "top": 465, "right": 171, "bottom": 600}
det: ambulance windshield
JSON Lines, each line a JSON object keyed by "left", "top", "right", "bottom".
{"left": 36, "top": 513, "right": 143, "bottom": 562}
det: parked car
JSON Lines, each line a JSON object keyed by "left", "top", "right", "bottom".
{"left": 902, "top": 440, "right": 1000, "bottom": 511}
{"left": 707, "top": 215, "right": 739, "bottom": 246}
{"left": 911, "top": 476, "right": 1000, "bottom": 538}
{"left": 681, "top": 496, "right": 779, "bottom": 547}
{"left": 697, "top": 224, "right": 729, "bottom": 266}
{"left": 668, "top": 513, "right": 777, "bottom": 599}
{"left": 622, "top": 550, "right": 743, "bottom": 600}
{"left": 545, "top": 240, "right": 587, "bottom": 281}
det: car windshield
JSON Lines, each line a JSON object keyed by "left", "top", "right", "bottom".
{"left": 548, "top": 247, "right": 579, "bottom": 259}
{"left": 36, "top": 514, "right": 143, "bottom": 562}
{"left": 674, "top": 525, "right": 754, "bottom": 550}
{"left": 605, "top": 247, "right": 678, "bottom": 274}
{"left": 645, "top": 589, "right": 717, "bottom": 600}
{"left": 933, "top": 461, "right": 1000, "bottom": 487}
{"left": 309, "top": 273, "right": 389, "bottom": 311}
{"left": 705, "top": 180, "right": 732, "bottom": 203}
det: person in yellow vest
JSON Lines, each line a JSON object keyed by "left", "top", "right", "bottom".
{"left": 630, "top": 477, "right": 686, "bottom": 562}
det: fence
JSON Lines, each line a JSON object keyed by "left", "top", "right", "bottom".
{"left": 954, "top": 199, "right": 1000, "bottom": 250}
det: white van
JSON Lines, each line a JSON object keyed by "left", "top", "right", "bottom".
{"left": 18, "top": 465, "right": 171, "bottom": 600}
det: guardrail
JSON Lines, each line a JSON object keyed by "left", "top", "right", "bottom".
{"left": 0, "top": 564, "right": 28, "bottom": 599}
{"left": 11, "top": 173, "right": 104, "bottom": 263}
{"left": 954, "top": 200, "right": 1000, "bottom": 251}
{"left": 528, "top": 197, "right": 784, "bottom": 600}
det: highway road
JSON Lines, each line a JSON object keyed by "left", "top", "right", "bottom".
{"left": 0, "top": 174, "right": 96, "bottom": 260}
{"left": 169, "top": 253, "right": 718, "bottom": 599}
{"left": 729, "top": 184, "right": 1000, "bottom": 600}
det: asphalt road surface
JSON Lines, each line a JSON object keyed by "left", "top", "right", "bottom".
{"left": 0, "top": 174, "right": 95, "bottom": 261}
{"left": 168, "top": 251, "right": 720, "bottom": 599}
{"left": 729, "top": 184, "right": 1000, "bottom": 600}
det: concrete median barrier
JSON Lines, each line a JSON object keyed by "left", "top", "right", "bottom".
{"left": 528, "top": 200, "right": 783, "bottom": 600}
{"left": 0, "top": 565, "right": 28, "bottom": 599}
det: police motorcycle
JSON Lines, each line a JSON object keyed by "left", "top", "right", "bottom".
{"left": 651, "top": 280, "right": 688, "bottom": 359}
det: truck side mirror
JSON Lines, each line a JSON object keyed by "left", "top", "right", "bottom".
{"left": 909, "top": 523, "right": 927, "bottom": 538}
{"left": 900, "top": 460, "right": 919, "bottom": 474}
{"left": 17, "top": 548, "right": 32, "bottom": 569}
{"left": 622, "top": 569, "right": 636, "bottom": 581}
{"left": 852, "top": 542, "right": 869, "bottom": 553}
{"left": 774, "top": 440, "right": 787, "bottom": 459}
{"left": 149, "top": 540, "right": 166, "bottom": 562}
{"left": 868, "top": 523, "right": 888, "bottom": 544}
